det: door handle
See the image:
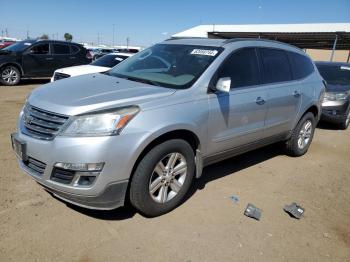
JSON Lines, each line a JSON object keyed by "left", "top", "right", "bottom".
{"left": 255, "top": 97, "right": 265, "bottom": 105}
{"left": 45, "top": 57, "right": 53, "bottom": 61}
{"left": 293, "top": 90, "right": 301, "bottom": 98}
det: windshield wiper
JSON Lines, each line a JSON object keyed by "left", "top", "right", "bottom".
{"left": 123, "top": 76, "right": 161, "bottom": 87}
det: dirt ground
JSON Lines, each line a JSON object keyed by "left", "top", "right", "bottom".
{"left": 0, "top": 80, "right": 349, "bottom": 262}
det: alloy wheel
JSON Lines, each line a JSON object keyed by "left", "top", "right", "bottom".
{"left": 1, "top": 67, "right": 19, "bottom": 84}
{"left": 149, "top": 152, "right": 187, "bottom": 203}
{"left": 297, "top": 120, "right": 312, "bottom": 150}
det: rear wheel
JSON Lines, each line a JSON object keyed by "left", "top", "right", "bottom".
{"left": 129, "top": 139, "right": 195, "bottom": 217}
{"left": 339, "top": 109, "right": 350, "bottom": 130}
{"left": 285, "top": 112, "right": 316, "bottom": 157}
{"left": 0, "top": 65, "right": 21, "bottom": 86}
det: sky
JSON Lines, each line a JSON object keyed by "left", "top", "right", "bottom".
{"left": 1, "top": 0, "right": 349, "bottom": 47}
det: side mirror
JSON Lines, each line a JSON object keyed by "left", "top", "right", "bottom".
{"left": 215, "top": 77, "right": 231, "bottom": 93}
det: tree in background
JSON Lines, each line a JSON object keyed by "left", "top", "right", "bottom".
{"left": 39, "top": 34, "right": 49, "bottom": 40}
{"left": 64, "top": 33, "right": 73, "bottom": 42}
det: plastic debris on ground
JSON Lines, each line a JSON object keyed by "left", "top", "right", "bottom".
{"left": 244, "top": 203, "right": 262, "bottom": 220}
{"left": 230, "top": 194, "right": 239, "bottom": 203}
{"left": 283, "top": 202, "right": 305, "bottom": 219}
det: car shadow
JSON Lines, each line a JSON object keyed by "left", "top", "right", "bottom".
{"left": 186, "top": 143, "right": 283, "bottom": 200}
{"left": 50, "top": 193, "right": 137, "bottom": 220}
{"left": 19, "top": 78, "right": 50, "bottom": 86}
{"left": 317, "top": 121, "right": 340, "bottom": 130}
{"left": 59, "top": 143, "right": 283, "bottom": 220}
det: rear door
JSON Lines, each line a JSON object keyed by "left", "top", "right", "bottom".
{"left": 258, "top": 48, "right": 302, "bottom": 137}
{"left": 207, "top": 47, "right": 268, "bottom": 156}
{"left": 51, "top": 43, "right": 73, "bottom": 70}
{"left": 22, "top": 42, "right": 54, "bottom": 76}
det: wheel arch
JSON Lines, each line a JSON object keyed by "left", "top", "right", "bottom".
{"left": 127, "top": 129, "right": 201, "bottom": 193}
{"left": 0, "top": 62, "right": 24, "bottom": 76}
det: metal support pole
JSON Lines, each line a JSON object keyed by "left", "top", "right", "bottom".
{"left": 330, "top": 35, "right": 338, "bottom": 62}
{"left": 347, "top": 50, "right": 350, "bottom": 63}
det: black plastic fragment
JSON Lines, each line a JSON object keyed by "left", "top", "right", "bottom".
{"left": 244, "top": 203, "right": 262, "bottom": 220}
{"left": 284, "top": 202, "right": 304, "bottom": 219}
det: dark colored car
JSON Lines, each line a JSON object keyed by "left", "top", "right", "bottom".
{"left": 0, "top": 39, "right": 91, "bottom": 86}
{"left": 316, "top": 61, "right": 350, "bottom": 129}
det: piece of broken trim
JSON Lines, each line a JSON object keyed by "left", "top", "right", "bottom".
{"left": 244, "top": 203, "right": 262, "bottom": 220}
{"left": 284, "top": 202, "right": 304, "bottom": 219}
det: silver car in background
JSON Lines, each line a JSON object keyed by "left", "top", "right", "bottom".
{"left": 11, "top": 38, "right": 324, "bottom": 216}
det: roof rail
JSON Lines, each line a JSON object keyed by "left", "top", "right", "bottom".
{"left": 164, "top": 37, "right": 211, "bottom": 41}
{"left": 223, "top": 37, "right": 300, "bottom": 49}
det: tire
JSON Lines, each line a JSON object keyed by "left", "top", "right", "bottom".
{"left": 129, "top": 139, "right": 195, "bottom": 217}
{"left": 285, "top": 112, "right": 316, "bottom": 157}
{"left": 339, "top": 109, "right": 350, "bottom": 130}
{"left": 0, "top": 65, "right": 21, "bottom": 86}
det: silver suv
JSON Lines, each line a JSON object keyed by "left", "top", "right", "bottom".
{"left": 11, "top": 38, "right": 324, "bottom": 216}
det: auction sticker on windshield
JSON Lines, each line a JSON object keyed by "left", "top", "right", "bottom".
{"left": 191, "top": 49, "right": 218, "bottom": 56}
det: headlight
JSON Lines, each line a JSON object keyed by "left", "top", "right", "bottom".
{"left": 60, "top": 106, "right": 139, "bottom": 136}
{"left": 323, "top": 92, "right": 348, "bottom": 102}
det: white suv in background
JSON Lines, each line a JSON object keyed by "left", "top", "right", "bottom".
{"left": 51, "top": 52, "right": 133, "bottom": 82}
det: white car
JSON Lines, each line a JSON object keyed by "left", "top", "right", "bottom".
{"left": 51, "top": 52, "right": 133, "bottom": 82}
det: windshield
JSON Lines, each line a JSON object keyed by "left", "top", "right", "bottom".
{"left": 108, "top": 44, "right": 223, "bottom": 89}
{"left": 317, "top": 64, "right": 350, "bottom": 85}
{"left": 3, "top": 41, "right": 33, "bottom": 52}
{"left": 91, "top": 54, "right": 129, "bottom": 68}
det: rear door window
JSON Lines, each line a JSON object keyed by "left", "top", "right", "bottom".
{"left": 217, "top": 48, "right": 260, "bottom": 89}
{"left": 287, "top": 51, "right": 314, "bottom": 80}
{"left": 52, "top": 44, "right": 70, "bottom": 55}
{"left": 259, "top": 48, "right": 292, "bottom": 84}
{"left": 70, "top": 45, "right": 80, "bottom": 54}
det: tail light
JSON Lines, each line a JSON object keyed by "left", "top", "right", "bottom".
{"left": 86, "top": 50, "right": 93, "bottom": 60}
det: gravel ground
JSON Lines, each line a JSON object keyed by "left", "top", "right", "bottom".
{"left": 0, "top": 80, "right": 349, "bottom": 262}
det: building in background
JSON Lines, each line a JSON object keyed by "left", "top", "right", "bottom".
{"left": 173, "top": 23, "right": 350, "bottom": 62}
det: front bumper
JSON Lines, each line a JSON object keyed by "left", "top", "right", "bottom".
{"left": 13, "top": 129, "right": 149, "bottom": 210}
{"left": 321, "top": 100, "right": 349, "bottom": 124}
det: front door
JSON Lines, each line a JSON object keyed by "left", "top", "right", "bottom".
{"left": 22, "top": 42, "right": 54, "bottom": 76}
{"left": 206, "top": 48, "right": 268, "bottom": 157}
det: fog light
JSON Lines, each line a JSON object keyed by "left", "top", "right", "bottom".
{"left": 54, "top": 162, "right": 104, "bottom": 171}
{"left": 77, "top": 175, "right": 96, "bottom": 186}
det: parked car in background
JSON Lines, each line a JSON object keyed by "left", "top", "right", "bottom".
{"left": 316, "top": 62, "right": 350, "bottom": 129}
{"left": 0, "top": 39, "right": 91, "bottom": 86}
{"left": 92, "top": 48, "right": 114, "bottom": 60}
{"left": 51, "top": 52, "right": 133, "bottom": 81}
{"left": 0, "top": 39, "right": 16, "bottom": 49}
{"left": 11, "top": 38, "right": 324, "bottom": 216}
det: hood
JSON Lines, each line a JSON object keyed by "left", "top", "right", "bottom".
{"left": 326, "top": 83, "right": 350, "bottom": 93}
{"left": 29, "top": 73, "right": 176, "bottom": 115}
{"left": 55, "top": 65, "right": 110, "bottom": 77}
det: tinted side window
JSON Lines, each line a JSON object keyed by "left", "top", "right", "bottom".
{"left": 52, "top": 44, "right": 70, "bottom": 54}
{"left": 30, "top": 43, "right": 49, "bottom": 55}
{"left": 260, "top": 48, "right": 292, "bottom": 84}
{"left": 288, "top": 52, "right": 314, "bottom": 79}
{"left": 71, "top": 45, "right": 80, "bottom": 54}
{"left": 217, "top": 48, "right": 260, "bottom": 89}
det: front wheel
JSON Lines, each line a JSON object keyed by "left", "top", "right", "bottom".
{"left": 285, "top": 112, "right": 316, "bottom": 157}
{"left": 0, "top": 66, "right": 21, "bottom": 86}
{"left": 129, "top": 139, "right": 195, "bottom": 217}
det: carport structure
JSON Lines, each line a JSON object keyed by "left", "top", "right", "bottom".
{"left": 172, "top": 23, "right": 350, "bottom": 62}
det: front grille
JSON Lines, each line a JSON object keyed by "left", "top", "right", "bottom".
{"left": 21, "top": 104, "right": 69, "bottom": 140}
{"left": 53, "top": 72, "right": 70, "bottom": 81}
{"left": 24, "top": 157, "right": 46, "bottom": 176}
{"left": 51, "top": 168, "right": 75, "bottom": 184}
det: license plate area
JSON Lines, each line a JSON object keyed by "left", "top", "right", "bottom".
{"left": 11, "top": 133, "right": 27, "bottom": 161}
